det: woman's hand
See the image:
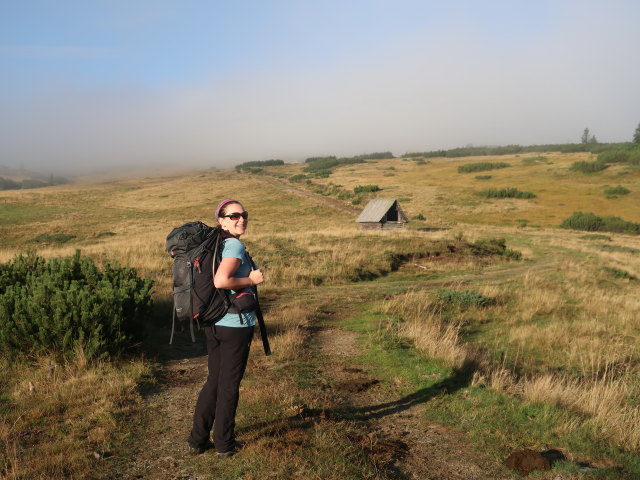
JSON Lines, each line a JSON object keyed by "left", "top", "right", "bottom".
{"left": 249, "top": 268, "right": 264, "bottom": 286}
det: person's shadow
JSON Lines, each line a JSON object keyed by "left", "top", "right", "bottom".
{"left": 242, "top": 357, "right": 479, "bottom": 440}
{"left": 338, "top": 357, "right": 478, "bottom": 422}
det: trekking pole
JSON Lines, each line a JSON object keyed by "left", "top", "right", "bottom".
{"left": 254, "top": 291, "right": 271, "bottom": 356}
{"left": 248, "top": 254, "right": 271, "bottom": 356}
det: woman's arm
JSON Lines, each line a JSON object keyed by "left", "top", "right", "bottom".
{"left": 214, "top": 257, "right": 263, "bottom": 289}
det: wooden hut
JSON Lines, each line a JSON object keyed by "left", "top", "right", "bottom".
{"left": 356, "top": 199, "right": 408, "bottom": 230}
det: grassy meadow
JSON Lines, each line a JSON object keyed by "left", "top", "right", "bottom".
{"left": 1, "top": 151, "right": 640, "bottom": 479}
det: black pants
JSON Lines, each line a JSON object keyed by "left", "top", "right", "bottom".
{"left": 188, "top": 324, "right": 254, "bottom": 453}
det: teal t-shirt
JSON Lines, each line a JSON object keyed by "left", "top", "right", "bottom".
{"left": 215, "top": 238, "right": 256, "bottom": 328}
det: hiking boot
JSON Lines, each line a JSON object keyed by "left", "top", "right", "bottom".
{"left": 188, "top": 440, "right": 214, "bottom": 455}
{"left": 216, "top": 441, "right": 245, "bottom": 458}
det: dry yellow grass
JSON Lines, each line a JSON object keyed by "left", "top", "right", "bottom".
{"left": 271, "top": 152, "right": 640, "bottom": 228}
{"left": 378, "top": 250, "right": 640, "bottom": 451}
{"left": 379, "top": 291, "right": 468, "bottom": 367}
{"left": 0, "top": 352, "right": 151, "bottom": 479}
{"left": 2, "top": 154, "right": 640, "bottom": 472}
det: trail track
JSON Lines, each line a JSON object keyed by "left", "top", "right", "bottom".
{"left": 112, "top": 260, "right": 550, "bottom": 479}
{"left": 314, "top": 328, "right": 512, "bottom": 480}
{"left": 261, "top": 176, "right": 362, "bottom": 215}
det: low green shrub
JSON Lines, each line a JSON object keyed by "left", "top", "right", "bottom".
{"left": 458, "top": 162, "right": 510, "bottom": 173}
{"left": 312, "top": 169, "right": 332, "bottom": 178}
{"left": 602, "top": 266, "right": 636, "bottom": 280}
{"left": 354, "top": 184, "right": 381, "bottom": 194}
{"left": 560, "top": 212, "right": 640, "bottom": 234}
{"left": 481, "top": 188, "right": 536, "bottom": 199}
{"left": 598, "top": 150, "right": 630, "bottom": 164}
{"left": 437, "top": 289, "right": 493, "bottom": 308}
{"left": 0, "top": 250, "right": 154, "bottom": 360}
{"left": 20, "top": 179, "right": 48, "bottom": 189}
{"left": 570, "top": 160, "right": 608, "bottom": 173}
{"left": 288, "top": 174, "right": 308, "bottom": 183}
{"left": 235, "top": 159, "right": 284, "bottom": 171}
{"left": 465, "top": 238, "right": 522, "bottom": 260}
{"left": 629, "top": 149, "right": 640, "bottom": 165}
{"left": 303, "top": 153, "right": 385, "bottom": 174}
{"left": 560, "top": 212, "right": 603, "bottom": 231}
{"left": 475, "top": 175, "right": 492, "bottom": 180}
{"left": 31, "top": 233, "right": 76, "bottom": 244}
{"left": 303, "top": 157, "right": 340, "bottom": 172}
{"left": 413, "top": 213, "right": 426, "bottom": 220}
{"left": 603, "top": 185, "right": 630, "bottom": 196}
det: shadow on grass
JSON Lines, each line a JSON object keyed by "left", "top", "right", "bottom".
{"left": 346, "top": 358, "right": 476, "bottom": 421}
{"left": 236, "top": 360, "right": 478, "bottom": 480}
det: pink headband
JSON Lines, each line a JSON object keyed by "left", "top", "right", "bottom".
{"left": 215, "top": 198, "right": 239, "bottom": 218}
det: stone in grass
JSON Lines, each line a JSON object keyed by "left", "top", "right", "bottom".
{"left": 504, "top": 449, "right": 551, "bottom": 476}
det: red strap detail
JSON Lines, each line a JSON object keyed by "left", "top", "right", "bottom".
{"left": 193, "top": 313, "right": 200, "bottom": 319}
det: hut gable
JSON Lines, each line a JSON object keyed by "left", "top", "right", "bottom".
{"left": 356, "top": 199, "right": 408, "bottom": 230}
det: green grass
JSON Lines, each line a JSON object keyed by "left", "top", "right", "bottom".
{"left": 0, "top": 204, "right": 73, "bottom": 226}
{"left": 580, "top": 234, "right": 612, "bottom": 241}
{"left": 342, "top": 305, "right": 640, "bottom": 478}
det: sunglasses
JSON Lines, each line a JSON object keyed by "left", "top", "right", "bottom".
{"left": 223, "top": 211, "right": 249, "bottom": 220}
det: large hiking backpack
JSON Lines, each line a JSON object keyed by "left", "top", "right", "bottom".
{"left": 165, "top": 222, "right": 230, "bottom": 343}
{"left": 165, "top": 221, "right": 272, "bottom": 355}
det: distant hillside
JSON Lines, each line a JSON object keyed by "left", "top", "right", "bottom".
{"left": 0, "top": 166, "right": 70, "bottom": 190}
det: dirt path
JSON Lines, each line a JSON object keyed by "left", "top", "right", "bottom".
{"left": 314, "top": 329, "right": 512, "bottom": 480}
{"left": 113, "top": 325, "right": 511, "bottom": 480}
{"left": 110, "top": 259, "right": 553, "bottom": 479}
{"left": 107, "top": 340, "right": 209, "bottom": 480}
{"left": 261, "top": 176, "right": 361, "bottom": 215}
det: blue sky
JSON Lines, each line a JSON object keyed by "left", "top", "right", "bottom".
{"left": 1, "top": 1, "right": 639, "bottom": 172}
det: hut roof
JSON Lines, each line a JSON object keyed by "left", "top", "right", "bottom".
{"left": 356, "top": 199, "right": 407, "bottom": 223}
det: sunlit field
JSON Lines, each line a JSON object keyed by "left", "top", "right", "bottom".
{"left": 1, "top": 152, "right": 640, "bottom": 479}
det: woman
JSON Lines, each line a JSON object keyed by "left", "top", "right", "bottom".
{"left": 187, "top": 198, "right": 264, "bottom": 458}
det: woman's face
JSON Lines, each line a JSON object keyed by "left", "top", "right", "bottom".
{"left": 219, "top": 203, "right": 248, "bottom": 237}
